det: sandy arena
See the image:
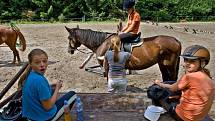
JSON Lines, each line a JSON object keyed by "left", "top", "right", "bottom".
{"left": 0, "top": 22, "right": 215, "bottom": 120}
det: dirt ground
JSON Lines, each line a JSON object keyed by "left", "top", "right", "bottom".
{"left": 0, "top": 22, "right": 215, "bottom": 120}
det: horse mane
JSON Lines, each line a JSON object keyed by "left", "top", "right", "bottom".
{"left": 75, "top": 28, "right": 112, "bottom": 47}
{"left": 143, "top": 36, "right": 158, "bottom": 42}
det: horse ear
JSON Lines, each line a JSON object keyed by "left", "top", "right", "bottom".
{"left": 65, "top": 26, "right": 70, "bottom": 32}
{"left": 77, "top": 25, "right": 79, "bottom": 29}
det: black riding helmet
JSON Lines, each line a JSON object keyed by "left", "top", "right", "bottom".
{"left": 123, "top": 0, "right": 135, "bottom": 10}
{"left": 181, "top": 45, "right": 210, "bottom": 65}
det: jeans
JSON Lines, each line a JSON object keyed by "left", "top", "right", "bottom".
{"left": 49, "top": 91, "right": 76, "bottom": 121}
{"left": 108, "top": 78, "right": 128, "bottom": 93}
{"left": 25, "top": 91, "right": 77, "bottom": 121}
{"left": 119, "top": 32, "right": 137, "bottom": 43}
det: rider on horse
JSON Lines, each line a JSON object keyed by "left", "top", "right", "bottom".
{"left": 119, "top": 0, "right": 141, "bottom": 43}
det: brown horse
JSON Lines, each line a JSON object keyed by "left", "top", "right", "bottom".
{"left": 0, "top": 25, "right": 26, "bottom": 64}
{"left": 65, "top": 26, "right": 181, "bottom": 82}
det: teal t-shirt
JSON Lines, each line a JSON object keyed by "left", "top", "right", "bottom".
{"left": 22, "top": 71, "right": 57, "bottom": 120}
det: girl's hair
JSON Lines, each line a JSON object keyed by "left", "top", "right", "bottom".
{"left": 201, "top": 68, "right": 212, "bottom": 79}
{"left": 28, "top": 48, "right": 48, "bottom": 63}
{"left": 110, "top": 35, "right": 121, "bottom": 62}
{"left": 17, "top": 49, "right": 48, "bottom": 90}
{"left": 199, "top": 59, "right": 212, "bottom": 79}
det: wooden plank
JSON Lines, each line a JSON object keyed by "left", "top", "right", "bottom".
{"left": 58, "top": 93, "right": 175, "bottom": 121}
{"left": 0, "top": 63, "right": 28, "bottom": 101}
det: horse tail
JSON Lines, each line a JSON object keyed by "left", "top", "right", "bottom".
{"left": 17, "top": 31, "right": 26, "bottom": 51}
{"left": 11, "top": 25, "right": 26, "bottom": 51}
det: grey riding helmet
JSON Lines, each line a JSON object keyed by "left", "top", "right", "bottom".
{"left": 181, "top": 45, "right": 210, "bottom": 65}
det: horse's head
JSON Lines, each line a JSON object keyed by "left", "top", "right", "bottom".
{"left": 65, "top": 26, "right": 81, "bottom": 54}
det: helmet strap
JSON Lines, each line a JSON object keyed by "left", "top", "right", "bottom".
{"left": 197, "top": 59, "right": 206, "bottom": 71}
{"left": 200, "top": 60, "right": 206, "bottom": 68}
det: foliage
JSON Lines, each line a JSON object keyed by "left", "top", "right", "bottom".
{"left": 0, "top": 0, "right": 214, "bottom": 22}
{"left": 58, "top": 13, "right": 65, "bottom": 22}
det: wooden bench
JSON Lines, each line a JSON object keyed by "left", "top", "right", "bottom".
{"left": 58, "top": 93, "right": 175, "bottom": 121}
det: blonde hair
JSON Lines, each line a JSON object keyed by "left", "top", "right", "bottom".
{"left": 199, "top": 60, "right": 211, "bottom": 79}
{"left": 201, "top": 68, "right": 211, "bottom": 79}
{"left": 110, "top": 35, "right": 121, "bottom": 62}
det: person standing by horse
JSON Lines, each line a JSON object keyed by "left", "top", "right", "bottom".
{"left": 152, "top": 45, "right": 215, "bottom": 121}
{"left": 21, "top": 49, "right": 76, "bottom": 121}
{"left": 103, "top": 35, "right": 140, "bottom": 93}
{"left": 119, "top": 0, "right": 141, "bottom": 43}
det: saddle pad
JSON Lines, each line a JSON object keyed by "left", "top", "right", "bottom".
{"left": 123, "top": 41, "right": 143, "bottom": 53}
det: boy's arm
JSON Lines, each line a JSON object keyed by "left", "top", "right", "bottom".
{"left": 41, "top": 80, "right": 62, "bottom": 111}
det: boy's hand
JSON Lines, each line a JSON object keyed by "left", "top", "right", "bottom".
{"left": 56, "top": 80, "right": 63, "bottom": 90}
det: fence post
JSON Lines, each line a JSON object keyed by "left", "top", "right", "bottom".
{"left": 82, "top": 15, "right": 85, "bottom": 22}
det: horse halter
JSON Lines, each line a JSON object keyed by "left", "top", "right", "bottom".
{"left": 67, "top": 36, "right": 76, "bottom": 55}
{"left": 67, "top": 29, "right": 81, "bottom": 53}
{"left": 68, "top": 33, "right": 92, "bottom": 55}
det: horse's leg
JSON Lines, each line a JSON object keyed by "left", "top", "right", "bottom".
{"left": 5, "top": 42, "right": 15, "bottom": 64}
{"left": 158, "top": 62, "right": 171, "bottom": 81}
{"left": 15, "top": 49, "right": 21, "bottom": 64}
{"left": 12, "top": 49, "right": 21, "bottom": 64}
{"left": 158, "top": 54, "right": 179, "bottom": 82}
{"left": 168, "top": 55, "right": 180, "bottom": 81}
{"left": 8, "top": 45, "right": 20, "bottom": 64}
{"left": 79, "top": 53, "right": 94, "bottom": 69}
{"left": 166, "top": 53, "right": 180, "bottom": 81}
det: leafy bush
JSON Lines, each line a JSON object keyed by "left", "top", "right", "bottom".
{"left": 58, "top": 13, "right": 65, "bottom": 22}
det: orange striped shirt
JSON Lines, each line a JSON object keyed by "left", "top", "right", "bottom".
{"left": 176, "top": 71, "right": 215, "bottom": 121}
{"left": 126, "top": 10, "right": 141, "bottom": 34}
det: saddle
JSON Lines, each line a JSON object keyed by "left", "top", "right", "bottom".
{"left": 123, "top": 32, "right": 143, "bottom": 52}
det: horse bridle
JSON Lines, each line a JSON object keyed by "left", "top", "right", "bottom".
{"left": 69, "top": 43, "right": 93, "bottom": 54}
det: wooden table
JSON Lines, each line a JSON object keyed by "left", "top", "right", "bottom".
{"left": 59, "top": 93, "right": 175, "bottom": 121}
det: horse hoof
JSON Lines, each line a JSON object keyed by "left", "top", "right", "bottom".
{"left": 79, "top": 65, "right": 84, "bottom": 69}
{"left": 128, "top": 70, "right": 138, "bottom": 75}
{"left": 11, "top": 62, "right": 16, "bottom": 64}
{"left": 17, "top": 63, "right": 22, "bottom": 66}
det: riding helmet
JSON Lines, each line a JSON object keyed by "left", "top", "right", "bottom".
{"left": 123, "top": 0, "right": 135, "bottom": 10}
{"left": 181, "top": 45, "right": 210, "bottom": 65}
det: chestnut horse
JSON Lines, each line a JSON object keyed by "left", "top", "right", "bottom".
{"left": 65, "top": 26, "right": 181, "bottom": 82}
{"left": 0, "top": 25, "right": 26, "bottom": 64}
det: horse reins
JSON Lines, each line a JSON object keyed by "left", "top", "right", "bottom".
{"left": 74, "top": 33, "right": 115, "bottom": 54}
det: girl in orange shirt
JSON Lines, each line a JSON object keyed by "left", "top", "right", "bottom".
{"left": 119, "top": 0, "right": 141, "bottom": 43}
{"left": 154, "top": 45, "right": 215, "bottom": 121}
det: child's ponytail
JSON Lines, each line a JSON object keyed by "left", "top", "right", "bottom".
{"left": 111, "top": 36, "right": 121, "bottom": 62}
